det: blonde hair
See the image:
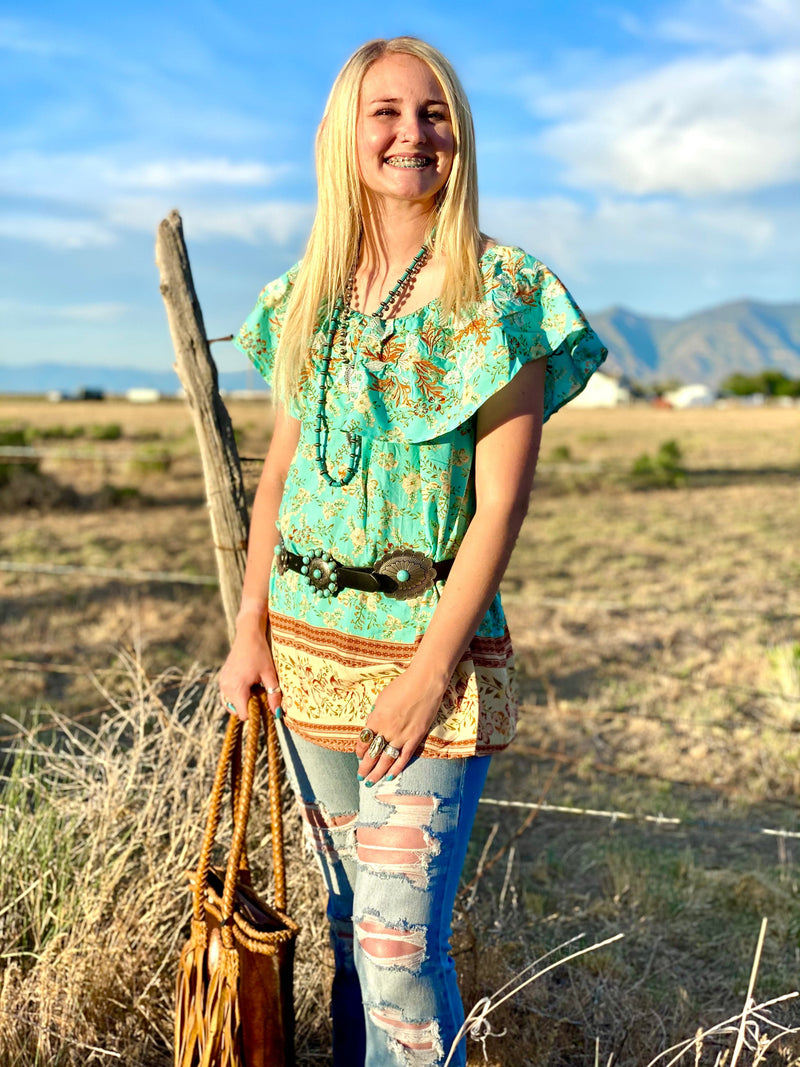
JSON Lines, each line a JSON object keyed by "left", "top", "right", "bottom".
{"left": 272, "top": 36, "right": 483, "bottom": 404}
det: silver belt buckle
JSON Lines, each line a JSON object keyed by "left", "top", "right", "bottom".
{"left": 274, "top": 536, "right": 289, "bottom": 576}
{"left": 375, "top": 549, "right": 436, "bottom": 601}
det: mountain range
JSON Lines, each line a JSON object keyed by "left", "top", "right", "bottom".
{"left": 2, "top": 298, "right": 799, "bottom": 395}
{"left": 591, "top": 299, "right": 800, "bottom": 386}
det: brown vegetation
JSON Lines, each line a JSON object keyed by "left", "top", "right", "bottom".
{"left": 1, "top": 399, "right": 799, "bottom": 1065}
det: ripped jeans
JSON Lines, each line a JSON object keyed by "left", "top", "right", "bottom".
{"left": 277, "top": 726, "right": 490, "bottom": 1067}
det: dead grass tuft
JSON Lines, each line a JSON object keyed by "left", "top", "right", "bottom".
{"left": 0, "top": 662, "right": 331, "bottom": 1066}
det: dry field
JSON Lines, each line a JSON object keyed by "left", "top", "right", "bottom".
{"left": 1, "top": 397, "right": 799, "bottom": 1065}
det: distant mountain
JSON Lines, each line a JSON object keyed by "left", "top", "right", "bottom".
{"left": 592, "top": 299, "right": 800, "bottom": 386}
{"left": 0, "top": 363, "right": 267, "bottom": 396}
{"left": 3, "top": 298, "right": 799, "bottom": 394}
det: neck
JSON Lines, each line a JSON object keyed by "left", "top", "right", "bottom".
{"left": 359, "top": 196, "right": 436, "bottom": 272}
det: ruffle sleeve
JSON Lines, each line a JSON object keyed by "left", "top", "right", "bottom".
{"left": 232, "top": 263, "right": 299, "bottom": 388}
{"left": 320, "top": 247, "right": 607, "bottom": 443}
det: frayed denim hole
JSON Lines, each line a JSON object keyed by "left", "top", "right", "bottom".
{"left": 354, "top": 910, "right": 426, "bottom": 972}
{"left": 367, "top": 1005, "right": 443, "bottom": 1065}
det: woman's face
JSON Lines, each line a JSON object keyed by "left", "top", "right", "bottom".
{"left": 356, "top": 53, "right": 454, "bottom": 212}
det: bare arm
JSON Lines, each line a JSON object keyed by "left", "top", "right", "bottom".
{"left": 218, "top": 405, "right": 300, "bottom": 720}
{"left": 356, "top": 356, "right": 546, "bottom": 781}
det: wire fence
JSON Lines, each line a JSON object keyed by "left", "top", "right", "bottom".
{"left": 476, "top": 797, "right": 800, "bottom": 841}
{"left": 2, "top": 558, "right": 796, "bottom": 621}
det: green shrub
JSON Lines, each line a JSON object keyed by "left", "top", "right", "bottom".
{"left": 88, "top": 423, "right": 123, "bottom": 441}
{"left": 128, "top": 446, "right": 172, "bottom": 475}
{"left": 0, "top": 428, "right": 39, "bottom": 487}
{"left": 31, "top": 424, "right": 86, "bottom": 441}
{"left": 630, "top": 438, "right": 686, "bottom": 489}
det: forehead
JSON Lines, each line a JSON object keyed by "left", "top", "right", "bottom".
{"left": 360, "top": 53, "right": 446, "bottom": 103}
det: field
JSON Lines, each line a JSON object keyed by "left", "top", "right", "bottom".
{"left": 1, "top": 397, "right": 799, "bottom": 1065}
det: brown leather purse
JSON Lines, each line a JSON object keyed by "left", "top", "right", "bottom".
{"left": 174, "top": 693, "right": 299, "bottom": 1067}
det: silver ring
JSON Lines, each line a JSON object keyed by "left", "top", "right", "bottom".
{"left": 384, "top": 743, "right": 401, "bottom": 759}
{"left": 367, "top": 733, "right": 386, "bottom": 759}
{"left": 359, "top": 727, "right": 375, "bottom": 745}
{"left": 266, "top": 685, "right": 281, "bottom": 694}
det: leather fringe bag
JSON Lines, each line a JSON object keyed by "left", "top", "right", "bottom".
{"left": 175, "top": 693, "right": 299, "bottom": 1067}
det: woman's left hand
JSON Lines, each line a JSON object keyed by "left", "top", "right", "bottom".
{"left": 354, "top": 661, "right": 448, "bottom": 785}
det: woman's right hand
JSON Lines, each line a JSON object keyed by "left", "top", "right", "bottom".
{"left": 218, "top": 619, "right": 283, "bottom": 722}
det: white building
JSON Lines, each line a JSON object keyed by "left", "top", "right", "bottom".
{"left": 569, "top": 371, "right": 630, "bottom": 408}
{"left": 126, "top": 388, "right": 162, "bottom": 403}
{"left": 664, "top": 383, "right": 715, "bottom": 408}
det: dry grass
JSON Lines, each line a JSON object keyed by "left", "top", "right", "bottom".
{"left": 0, "top": 664, "right": 336, "bottom": 1066}
{"left": 2, "top": 665, "right": 797, "bottom": 1066}
{"left": 1, "top": 398, "right": 800, "bottom": 1065}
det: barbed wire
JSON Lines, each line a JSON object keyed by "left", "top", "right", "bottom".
{"left": 0, "top": 560, "right": 217, "bottom": 585}
{"left": 477, "top": 796, "right": 800, "bottom": 841}
{"left": 2, "top": 558, "right": 796, "bottom": 624}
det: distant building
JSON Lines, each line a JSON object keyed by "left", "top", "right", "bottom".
{"left": 126, "top": 388, "right": 162, "bottom": 403}
{"left": 569, "top": 371, "right": 630, "bottom": 408}
{"left": 664, "top": 383, "right": 715, "bottom": 408}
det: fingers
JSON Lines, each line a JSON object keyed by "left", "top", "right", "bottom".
{"left": 356, "top": 735, "right": 415, "bottom": 786}
{"left": 219, "top": 677, "right": 283, "bottom": 723}
{"left": 220, "top": 682, "right": 253, "bottom": 722}
{"left": 259, "top": 678, "right": 284, "bottom": 720}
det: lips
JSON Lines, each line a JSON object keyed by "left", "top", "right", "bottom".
{"left": 384, "top": 155, "right": 433, "bottom": 169}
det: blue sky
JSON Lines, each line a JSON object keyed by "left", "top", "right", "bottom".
{"left": 1, "top": 0, "right": 798, "bottom": 374}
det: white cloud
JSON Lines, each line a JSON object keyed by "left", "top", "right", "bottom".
{"left": 610, "top": 0, "right": 800, "bottom": 47}
{"left": 0, "top": 214, "right": 115, "bottom": 249}
{"left": 56, "top": 303, "right": 131, "bottom": 322}
{"left": 0, "top": 16, "right": 79, "bottom": 56}
{"left": 0, "top": 152, "right": 300, "bottom": 249}
{"left": 178, "top": 202, "right": 315, "bottom": 245}
{"left": 654, "top": 0, "right": 800, "bottom": 46}
{"left": 532, "top": 51, "right": 800, "bottom": 195}
{"left": 0, "top": 152, "right": 287, "bottom": 201}
{"left": 481, "top": 194, "right": 796, "bottom": 310}
{"left": 110, "top": 159, "right": 289, "bottom": 190}
{"left": 0, "top": 299, "right": 130, "bottom": 322}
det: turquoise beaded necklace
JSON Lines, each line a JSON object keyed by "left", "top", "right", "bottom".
{"left": 314, "top": 243, "right": 430, "bottom": 487}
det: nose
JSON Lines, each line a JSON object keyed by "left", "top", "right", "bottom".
{"left": 398, "top": 110, "right": 426, "bottom": 144}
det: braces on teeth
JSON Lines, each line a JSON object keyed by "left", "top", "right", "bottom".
{"left": 386, "top": 157, "right": 430, "bottom": 168}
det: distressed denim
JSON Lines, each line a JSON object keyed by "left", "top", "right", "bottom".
{"left": 277, "top": 725, "right": 490, "bottom": 1067}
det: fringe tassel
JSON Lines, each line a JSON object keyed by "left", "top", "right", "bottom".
{"left": 175, "top": 921, "right": 243, "bottom": 1067}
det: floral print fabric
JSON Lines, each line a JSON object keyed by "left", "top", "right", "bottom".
{"left": 234, "top": 245, "right": 606, "bottom": 757}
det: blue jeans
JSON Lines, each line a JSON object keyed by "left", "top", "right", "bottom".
{"left": 277, "top": 726, "right": 490, "bottom": 1067}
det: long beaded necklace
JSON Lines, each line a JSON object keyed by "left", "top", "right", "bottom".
{"left": 314, "top": 243, "right": 429, "bottom": 487}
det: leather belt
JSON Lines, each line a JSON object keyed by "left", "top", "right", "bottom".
{"left": 274, "top": 540, "right": 453, "bottom": 601}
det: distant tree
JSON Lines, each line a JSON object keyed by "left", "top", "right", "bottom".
{"left": 721, "top": 372, "right": 757, "bottom": 396}
{"left": 721, "top": 370, "right": 800, "bottom": 397}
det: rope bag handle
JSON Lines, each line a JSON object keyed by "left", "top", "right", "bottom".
{"left": 191, "top": 691, "right": 287, "bottom": 947}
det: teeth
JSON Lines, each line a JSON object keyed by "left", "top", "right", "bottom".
{"left": 385, "top": 157, "right": 431, "bottom": 169}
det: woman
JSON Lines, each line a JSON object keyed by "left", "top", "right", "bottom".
{"left": 219, "top": 36, "right": 606, "bottom": 1067}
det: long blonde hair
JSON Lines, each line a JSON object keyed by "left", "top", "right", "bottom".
{"left": 272, "top": 36, "right": 483, "bottom": 404}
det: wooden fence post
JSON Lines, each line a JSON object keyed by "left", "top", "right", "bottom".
{"left": 155, "top": 209, "right": 248, "bottom": 643}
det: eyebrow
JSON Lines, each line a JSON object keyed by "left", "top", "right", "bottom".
{"left": 367, "top": 96, "right": 449, "bottom": 107}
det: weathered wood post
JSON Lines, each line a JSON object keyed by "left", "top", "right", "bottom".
{"left": 155, "top": 209, "right": 248, "bottom": 642}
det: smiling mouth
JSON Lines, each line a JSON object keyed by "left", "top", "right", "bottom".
{"left": 384, "top": 155, "right": 433, "bottom": 169}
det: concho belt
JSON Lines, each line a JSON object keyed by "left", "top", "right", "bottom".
{"left": 273, "top": 539, "right": 453, "bottom": 601}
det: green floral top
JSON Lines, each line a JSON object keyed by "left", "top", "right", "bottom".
{"left": 233, "top": 245, "right": 606, "bottom": 757}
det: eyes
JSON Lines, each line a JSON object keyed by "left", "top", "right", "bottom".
{"left": 372, "top": 107, "right": 450, "bottom": 123}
